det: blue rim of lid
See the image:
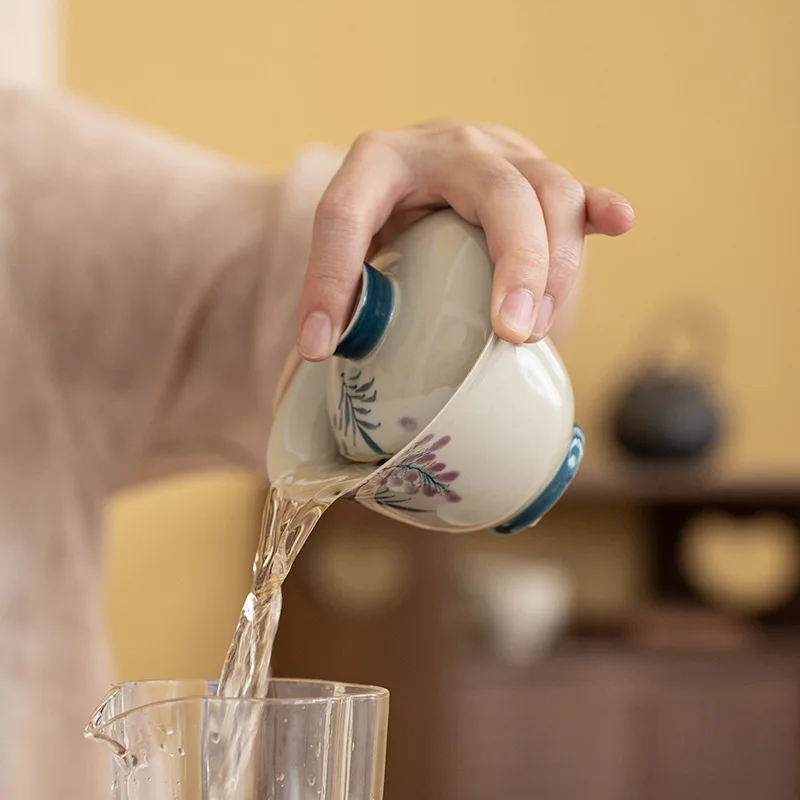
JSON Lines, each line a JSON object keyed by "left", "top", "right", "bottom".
{"left": 493, "top": 425, "right": 585, "bottom": 534}
{"left": 334, "top": 263, "right": 395, "bottom": 361}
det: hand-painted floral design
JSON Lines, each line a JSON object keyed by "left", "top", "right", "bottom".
{"left": 357, "top": 433, "right": 461, "bottom": 513}
{"left": 334, "top": 369, "right": 387, "bottom": 456}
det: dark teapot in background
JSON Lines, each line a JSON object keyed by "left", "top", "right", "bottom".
{"left": 610, "top": 307, "right": 726, "bottom": 462}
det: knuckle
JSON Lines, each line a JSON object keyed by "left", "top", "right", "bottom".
{"left": 350, "top": 129, "right": 390, "bottom": 156}
{"left": 479, "top": 164, "right": 531, "bottom": 198}
{"left": 315, "top": 189, "right": 367, "bottom": 234}
{"left": 525, "top": 142, "right": 546, "bottom": 160}
{"left": 448, "top": 123, "right": 490, "bottom": 151}
{"left": 515, "top": 155, "right": 544, "bottom": 176}
{"left": 544, "top": 172, "right": 586, "bottom": 209}
{"left": 309, "top": 266, "right": 352, "bottom": 297}
{"left": 549, "top": 244, "right": 583, "bottom": 280}
{"left": 504, "top": 244, "right": 550, "bottom": 275}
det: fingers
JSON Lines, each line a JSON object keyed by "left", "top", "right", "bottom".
{"left": 421, "top": 143, "right": 549, "bottom": 343}
{"left": 513, "top": 159, "right": 587, "bottom": 340}
{"left": 481, "top": 172, "right": 550, "bottom": 343}
{"left": 296, "top": 133, "right": 409, "bottom": 361}
{"left": 273, "top": 346, "right": 303, "bottom": 415}
{"left": 417, "top": 127, "right": 627, "bottom": 343}
{"left": 584, "top": 184, "right": 635, "bottom": 236}
{"left": 415, "top": 119, "right": 546, "bottom": 160}
{"left": 295, "top": 120, "right": 635, "bottom": 360}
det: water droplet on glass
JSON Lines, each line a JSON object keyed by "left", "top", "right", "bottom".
{"left": 278, "top": 772, "right": 285, "bottom": 782}
{"left": 177, "top": 747, "right": 185, "bottom": 756}
{"left": 210, "top": 732, "right": 221, "bottom": 745}
{"left": 315, "top": 742, "right": 321, "bottom": 757}
{"left": 243, "top": 591, "right": 257, "bottom": 621}
{"left": 122, "top": 753, "right": 139, "bottom": 770}
{"left": 166, "top": 728, "right": 174, "bottom": 736}
{"left": 351, "top": 741, "right": 356, "bottom": 752}
{"left": 308, "top": 775, "right": 317, "bottom": 787}
{"left": 159, "top": 743, "right": 166, "bottom": 751}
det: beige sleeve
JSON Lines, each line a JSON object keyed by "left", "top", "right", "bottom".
{"left": 0, "top": 87, "right": 345, "bottom": 486}
{"left": 0, "top": 86, "right": 341, "bottom": 800}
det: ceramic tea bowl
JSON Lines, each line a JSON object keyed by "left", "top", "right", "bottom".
{"left": 326, "top": 210, "right": 494, "bottom": 462}
{"left": 268, "top": 210, "right": 584, "bottom": 534}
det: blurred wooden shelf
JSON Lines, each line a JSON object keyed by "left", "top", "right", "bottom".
{"left": 566, "top": 462, "right": 800, "bottom": 505}
{"left": 450, "top": 634, "right": 800, "bottom": 800}
{"left": 456, "top": 633, "right": 800, "bottom": 689}
{"left": 280, "top": 503, "right": 800, "bottom": 800}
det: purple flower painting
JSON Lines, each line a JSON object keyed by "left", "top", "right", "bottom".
{"left": 357, "top": 433, "right": 462, "bottom": 513}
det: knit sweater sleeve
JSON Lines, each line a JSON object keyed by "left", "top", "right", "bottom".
{"left": 0, "top": 85, "right": 341, "bottom": 800}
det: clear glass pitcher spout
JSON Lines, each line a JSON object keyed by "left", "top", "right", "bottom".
{"left": 85, "top": 678, "right": 389, "bottom": 800}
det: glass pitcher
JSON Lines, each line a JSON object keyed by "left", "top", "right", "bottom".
{"left": 85, "top": 678, "right": 389, "bottom": 800}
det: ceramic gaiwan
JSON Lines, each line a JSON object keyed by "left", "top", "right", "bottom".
{"left": 268, "top": 209, "right": 584, "bottom": 534}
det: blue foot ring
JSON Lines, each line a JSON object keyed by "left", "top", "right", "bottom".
{"left": 494, "top": 425, "right": 585, "bottom": 535}
{"left": 335, "top": 263, "right": 395, "bottom": 361}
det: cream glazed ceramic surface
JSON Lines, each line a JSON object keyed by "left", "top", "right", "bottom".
{"left": 327, "top": 210, "right": 493, "bottom": 462}
{"left": 268, "top": 207, "right": 584, "bottom": 534}
{"left": 268, "top": 333, "right": 583, "bottom": 534}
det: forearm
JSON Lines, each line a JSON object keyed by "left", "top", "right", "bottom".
{"left": 0, "top": 87, "right": 302, "bottom": 800}
{"left": 0, "top": 87, "right": 298, "bottom": 488}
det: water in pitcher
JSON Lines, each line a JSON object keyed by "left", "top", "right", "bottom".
{"left": 210, "top": 484, "right": 333, "bottom": 798}
{"left": 86, "top": 677, "right": 389, "bottom": 800}
{"left": 84, "top": 454, "right": 376, "bottom": 799}
{"left": 218, "top": 483, "right": 333, "bottom": 701}
{"left": 210, "top": 460, "right": 373, "bottom": 798}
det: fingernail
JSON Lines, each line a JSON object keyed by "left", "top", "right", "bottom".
{"left": 532, "top": 294, "right": 555, "bottom": 339}
{"left": 299, "top": 311, "right": 334, "bottom": 360}
{"left": 610, "top": 196, "right": 635, "bottom": 219}
{"left": 498, "top": 289, "right": 536, "bottom": 338}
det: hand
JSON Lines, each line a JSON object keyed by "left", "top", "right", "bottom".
{"left": 296, "top": 121, "right": 634, "bottom": 361}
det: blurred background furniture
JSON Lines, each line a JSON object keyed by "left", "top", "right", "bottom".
{"left": 274, "top": 477, "right": 800, "bottom": 800}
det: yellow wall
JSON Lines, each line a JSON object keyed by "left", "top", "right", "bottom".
{"left": 106, "top": 472, "right": 264, "bottom": 680}
{"left": 63, "top": 0, "right": 800, "bottom": 678}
